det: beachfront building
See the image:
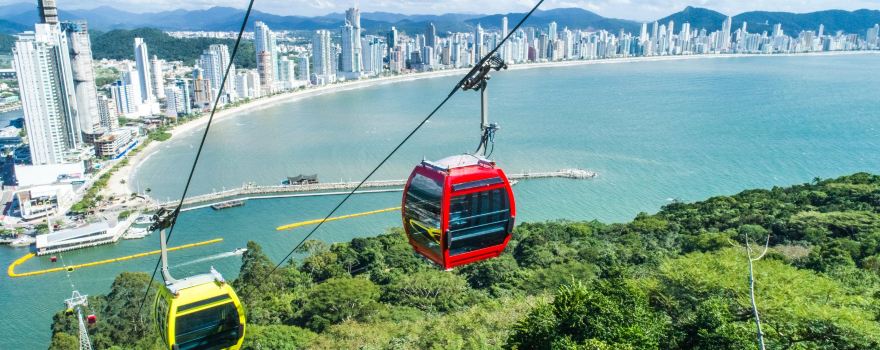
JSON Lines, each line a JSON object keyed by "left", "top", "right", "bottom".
{"left": 61, "top": 20, "right": 103, "bottom": 141}
{"left": 97, "top": 94, "right": 119, "bottom": 131}
{"left": 200, "top": 44, "right": 237, "bottom": 104}
{"left": 151, "top": 55, "right": 165, "bottom": 100}
{"left": 13, "top": 23, "right": 83, "bottom": 165}
{"left": 35, "top": 221, "right": 115, "bottom": 255}
{"left": 94, "top": 128, "right": 137, "bottom": 159}
{"left": 235, "top": 70, "right": 261, "bottom": 99}
{"left": 14, "top": 184, "right": 75, "bottom": 220}
{"left": 133, "top": 38, "right": 155, "bottom": 103}
{"left": 312, "top": 30, "right": 335, "bottom": 85}
{"left": 339, "top": 6, "right": 363, "bottom": 80}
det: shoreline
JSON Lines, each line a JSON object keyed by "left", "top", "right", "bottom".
{"left": 112, "top": 50, "right": 880, "bottom": 198}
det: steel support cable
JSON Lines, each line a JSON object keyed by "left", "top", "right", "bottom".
{"left": 135, "top": 0, "right": 257, "bottom": 321}
{"left": 261, "top": 0, "right": 546, "bottom": 283}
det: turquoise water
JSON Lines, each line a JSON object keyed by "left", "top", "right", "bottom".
{"left": 3, "top": 54, "right": 880, "bottom": 348}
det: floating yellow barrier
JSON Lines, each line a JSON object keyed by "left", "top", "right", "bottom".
{"left": 7, "top": 238, "right": 224, "bottom": 278}
{"left": 277, "top": 207, "right": 399, "bottom": 231}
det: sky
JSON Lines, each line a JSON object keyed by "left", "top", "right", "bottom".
{"left": 8, "top": 0, "right": 880, "bottom": 21}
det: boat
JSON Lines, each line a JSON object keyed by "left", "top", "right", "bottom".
{"left": 211, "top": 200, "right": 245, "bottom": 210}
{"left": 122, "top": 227, "right": 151, "bottom": 240}
{"left": 133, "top": 215, "right": 153, "bottom": 225}
{"left": 10, "top": 235, "right": 36, "bottom": 247}
{"left": 232, "top": 247, "right": 248, "bottom": 255}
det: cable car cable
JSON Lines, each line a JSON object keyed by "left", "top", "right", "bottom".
{"left": 134, "top": 0, "right": 257, "bottom": 322}
{"left": 260, "top": 0, "right": 546, "bottom": 282}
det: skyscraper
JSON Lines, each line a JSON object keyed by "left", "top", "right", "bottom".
{"left": 312, "top": 29, "right": 334, "bottom": 84}
{"left": 14, "top": 23, "right": 81, "bottom": 165}
{"left": 254, "top": 21, "right": 277, "bottom": 90}
{"left": 340, "top": 7, "right": 363, "bottom": 77}
{"left": 199, "top": 44, "right": 236, "bottom": 102}
{"left": 549, "top": 21, "right": 558, "bottom": 41}
{"left": 38, "top": 0, "right": 58, "bottom": 25}
{"left": 721, "top": 16, "right": 733, "bottom": 52}
{"left": 474, "top": 24, "right": 485, "bottom": 60}
{"left": 96, "top": 95, "right": 118, "bottom": 131}
{"left": 151, "top": 55, "right": 165, "bottom": 100}
{"left": 297, "top": 56, "right": 310, "bottom": 82}
{"left": 61, "top": 20, "right": 101, "bottom": 138}
{"left": 426, "top": 22, "right": 437, "bottom": 48}
{"left": 133, "top": 38, "right": 154, "bottom": 104}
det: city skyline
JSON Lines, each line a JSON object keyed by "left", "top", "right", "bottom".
{"left": 1, "top": 0, "right": 877, "bottom": 22}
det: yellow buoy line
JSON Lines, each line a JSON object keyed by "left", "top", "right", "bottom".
{"left": 277, "top": 207, "right": 400, "bottom": 231}
{"left": 7, "top": 238, "right": 224, "bottom": 278}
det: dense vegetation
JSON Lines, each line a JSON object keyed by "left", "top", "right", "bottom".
{"left": 49, "top": 173, "right": 880, "bottom": 349}
{"left": 89, "top": 28, "right": 255, "bottom": 69}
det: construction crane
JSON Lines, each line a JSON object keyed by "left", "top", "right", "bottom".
{"left": 64, "top": 291, "right": 93, "bottom": 350}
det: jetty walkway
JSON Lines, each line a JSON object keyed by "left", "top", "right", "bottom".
{"left": 153, "top": 168, "right": 596, "bottom": 210}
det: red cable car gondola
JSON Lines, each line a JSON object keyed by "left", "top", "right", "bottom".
{"left": 403, "top": 55, "right": 515, "bottom": 270}
{"left": 403, "top": 155, "right": 515, "bottom": 270}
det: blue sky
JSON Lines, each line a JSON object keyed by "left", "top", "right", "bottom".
{"left": 9, "top": 0, "right": 880, "bottom": 21}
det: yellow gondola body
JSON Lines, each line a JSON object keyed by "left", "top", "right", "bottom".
{"left": 155, "top": 268, "right": 246, "bottom": 350}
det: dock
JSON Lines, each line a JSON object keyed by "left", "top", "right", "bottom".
{"left": 154, "top": 168, "right": 596, "bottom": 210}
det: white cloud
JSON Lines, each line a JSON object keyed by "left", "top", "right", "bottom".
{"left": 5, "top": 0, "right": 878, "bottom": 20}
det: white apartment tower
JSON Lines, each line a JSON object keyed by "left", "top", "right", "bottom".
{"left": 151, "top": 55, "right": 165, "bottom": 99}
{"left": 133, "top": 37, "right": 154, "bottom": 103}
{"left": 13, "top": 23, "right": 82, "bottom": 164}
{"left": 312, "top": 30, "right": 334, "bottom": 84}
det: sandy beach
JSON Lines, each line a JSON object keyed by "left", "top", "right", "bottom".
{"left": 106, "top": 50, "right": 880, "bottom": 200}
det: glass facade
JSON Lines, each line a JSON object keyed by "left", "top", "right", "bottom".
{"left": 404, "top": 174, "right": 443, "bottom": 257}
{"left": 175, "top": 302, "right": 241, "bottom": 350}
{"left": 448, "top": 188, "right": 511, "bottom": 256}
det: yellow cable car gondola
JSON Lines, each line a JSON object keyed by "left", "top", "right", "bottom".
{"left": 152, "top": 209, "right": 246, "bottom": 350}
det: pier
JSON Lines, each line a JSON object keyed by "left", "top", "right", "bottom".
{"left": 154, "top": 168, "right": 596, "bottom": 210}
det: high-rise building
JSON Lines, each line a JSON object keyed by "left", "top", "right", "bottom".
{"left": 387, "top": 27, "right": 398, "bottom": 49}
{"left": 150, "top": 55, "right": 165, "bottom": 99}
{"left": 174, "top": 79, "right": 193, "bottom": 115}
{"left": 164, "top": 85, "right": 184, "bottom": 118}
{"left": 549, "top": 21, "right": 558, "bottom": 41}
{"left": 312, "top": 29, "right": 334, "bottom": 84}
{"left": 199, "top": 44, "right": 236, "bottom": 102}
{"left": 340, "top": 7, "right": 363, "bottom": 77}
{"left": 721, "top": 16, "right": 733, "bottom": 52}
{"left": 133, "top": 37, "right": 154, "bottom": 103}
{"left": 474, "top": 24, "right": 485, "bottom": 60}
{"left": 426, "top": 22, "right": 437, "bottom": 48}
{"left": 38, "top": 0, "right": 58, "bottom": 25}
{"left": 96, "top": 95, "right": 118, "bottom": 131}
{"left": 254, "top": 21, "right": 278, "bottom": 87}
{"left": 277, "top": 56, "right": 296, "bottom": 88}
{"left": 297, "top": 56, "right": 310, "bottom": 82}
{"left": 60, "top": 20, "right": 101, "bottom": 138}
{"left": 13, "top": 23, "right": 81, "bottom": 165}
{"left": 867, "top": 24, "right": 879, "bottom": 49}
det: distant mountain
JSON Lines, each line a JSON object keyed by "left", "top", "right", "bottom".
{"left": 734, "top": 9, "right": 880, "bottom": 35}
{"left": 656, "top": 6, "right": 727, "bottom": 32}
{"left": 657, "top": 6, "right": 880, "bottom": 35}
{"left": 0, "top": 2, "right": 878, "bottom": 37}
{"left": 468, "top": 8, "right": 641, "bottom": 34}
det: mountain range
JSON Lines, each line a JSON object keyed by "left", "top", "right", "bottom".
{"left": 0, "top": 3, "right": 877, "bottom": 36}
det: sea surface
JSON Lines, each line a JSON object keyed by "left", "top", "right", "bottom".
{"left": 3, "top": 54, "right": 880, "bottom": 348}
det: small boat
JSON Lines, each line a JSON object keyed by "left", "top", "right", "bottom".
{"left": 122, "top": 228, "right": 151, "bottom": 240}
{"left": 134, "top": 215, "right": 153, "bottom": 225}
{"left": 10, "top": 235, "right": 35, "bottom": 247}
{"left": 232, "top": 248, "right": 248, "bottom": 255}
{"left": 211, "top": 200, "right": 245, "bottom": 210}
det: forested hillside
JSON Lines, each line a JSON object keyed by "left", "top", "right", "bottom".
{"left": 49, "top": 173, "right": 880, "bottom": 349}
{"left": 89, "top": 28, "right": 256, "bottom": 69}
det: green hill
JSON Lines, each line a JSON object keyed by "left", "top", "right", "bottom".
{"left": 49, "top": 173, "right": 880, "bottom": 349}
{"left": 90, "top": 28, "right": 255, "bottom": 69}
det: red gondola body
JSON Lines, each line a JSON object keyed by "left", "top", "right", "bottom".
{"left": 402, "top": 155, "right": 516, "bottom": 270}
{"left": 87, "top": 314, "right": 97, "bottom": 325}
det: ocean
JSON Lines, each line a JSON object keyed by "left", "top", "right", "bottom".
{"left": 2, "top": 53, "right": 879, "bottom": 348}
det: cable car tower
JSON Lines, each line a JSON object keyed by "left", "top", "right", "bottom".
{"left": 64, "top": 291, "right": 93, "bottom": 350}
